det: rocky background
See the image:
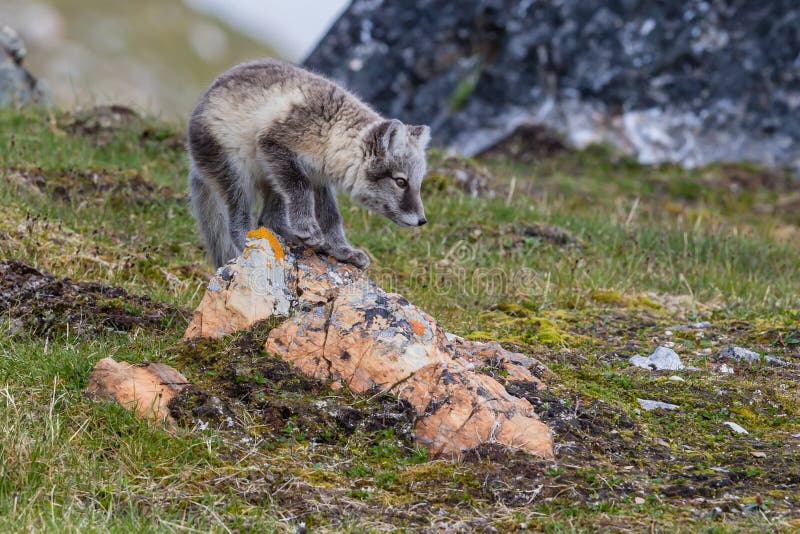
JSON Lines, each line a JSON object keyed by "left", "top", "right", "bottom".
{"left": 306, "top": 0, "right": 800, "bottom": 171}
{"left": 0, "top": 26, "right": 49, "bottom": 107}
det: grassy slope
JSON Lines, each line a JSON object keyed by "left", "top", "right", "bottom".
{"left": 0, "top": 107, "right": 799, "bottom": 532}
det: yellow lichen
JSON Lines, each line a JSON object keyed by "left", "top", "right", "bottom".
{"left": 409, "top": 320, "right": 426, "bottom": 337}
{"left": 247, "top": 226, "right": 285, "bottom": 261}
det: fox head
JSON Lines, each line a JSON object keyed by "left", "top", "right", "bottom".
{"left": 353, "top": 119, "right": 431, "bottom": 227}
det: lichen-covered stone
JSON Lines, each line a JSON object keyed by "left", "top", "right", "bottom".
{"left": 183, "top": 230, "right": 296, "bottom": 339}
{"left": 185, "top": 228, "right": 555, "bottom": 458}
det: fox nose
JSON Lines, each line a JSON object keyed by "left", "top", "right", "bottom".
{"left": 417, "top": 217, "right": 427, "bottom": 226}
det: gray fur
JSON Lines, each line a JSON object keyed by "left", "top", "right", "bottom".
{"left": 187, "top": 58, "right": 430, "bottom": 269}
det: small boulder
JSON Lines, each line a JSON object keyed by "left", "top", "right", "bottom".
{"left": 85, "top": 357, "right": 190, "bottom": 425}
{"left": 630, "top": 346, "right": 684, "bottom": 371}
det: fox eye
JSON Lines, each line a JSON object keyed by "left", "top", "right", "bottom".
{"left": 394, "top": 177, "right": 408, "bottom": 188}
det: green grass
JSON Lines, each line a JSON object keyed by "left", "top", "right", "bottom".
{"left": 1, "top": 106, "right": 799, "bottom": 531}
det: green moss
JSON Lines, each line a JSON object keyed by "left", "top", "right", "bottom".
{"left": 591, "top": 289, "right": 626, "bottom": 305}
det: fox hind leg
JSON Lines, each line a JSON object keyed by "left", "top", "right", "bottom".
{"left": 189, "top": 164, "right": 241, "bottom": 268}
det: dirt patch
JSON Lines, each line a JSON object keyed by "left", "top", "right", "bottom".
{"left": 0, "top": 260, "right": 186, "bottom": 337}
{"left": 425, "top": 156, "right": 499, "bottom": 198}
{"left": 445, "top": 222, "right": 580, "bottom": 257}
{"left": 520, "top": 223, "right": 582, "bottom": 247}
{"left": 706, "top": 164, "right": 796, "bottom": 192}
{"left": 169, "top": 324, "right": 418, "bottom": 446}
{"left": 4, "top": 165, "right": 183, "bottom": 204}
{"left": 478, "top": 124, "right": 568, "bottom": 164}
{"left": 59, "top": 105, "right": 185, "bottom": 149}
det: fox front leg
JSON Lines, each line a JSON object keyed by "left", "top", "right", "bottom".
{"left": 314, "top": 185, "right": 370, "bottom": 269}
{"left": 259, "top": 141, "right": 325, "bottom": 250}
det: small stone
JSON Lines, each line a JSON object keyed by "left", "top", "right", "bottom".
{"left": 718, "top": 363, "right": 734, "bottom": 374}
{"left": 671, "top": 321, "right": 712, "bottom": 331}
{"left": 630, "top": 346, "right": 684, "bottom": 371}
{"left": 721, "top": 346, "right": 790, "bottom": 366}
{"left": 637, "top": 398, "right": 679, "bottom": 411}
{"left": 723, "top": 421, "right": 748, "bottom": 434}
{"left": 634, "top": 496, "right": 645, "bottom": 504}
{"left": 668, "top": 375, "right": 685, "bottom": 382}
{"left": 721, "top": 346, "right": 761, "bottom": 363}
{"left": 750, "top": 451, "right": 767, "bottom": 458}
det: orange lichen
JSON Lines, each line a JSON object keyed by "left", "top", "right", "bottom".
{"left": 410, "top": 320, "right": 426, "bottom": 337}
{"left": 247, "top": 226, "right": 285, "bottom": 261}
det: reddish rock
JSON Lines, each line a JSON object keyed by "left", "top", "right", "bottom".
{"left": 185, "top": 228, "right": 555, "bottom": 458}
{"left": 85, "top": 357, "right": 190, "bottom": 424}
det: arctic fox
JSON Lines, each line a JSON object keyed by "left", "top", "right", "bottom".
{"left": 187, "top": 59, "right": 431, "bottom": 269}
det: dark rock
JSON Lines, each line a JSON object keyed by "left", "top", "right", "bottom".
{"left": 0, "top": 25, "right": 49, "bottom": 108}
{"left": 306, "top": 1, "right": 800, "bottom": 171}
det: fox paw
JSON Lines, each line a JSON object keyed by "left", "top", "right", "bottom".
{"left": 332, "top": 246, "right": 370, "bottom": 269}
{"left": 291, "top": 221, "right": 325, "bottom": 250}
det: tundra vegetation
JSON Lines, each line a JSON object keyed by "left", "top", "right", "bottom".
{"left": 1, "top": 107, "right": 799, "bottom": 532}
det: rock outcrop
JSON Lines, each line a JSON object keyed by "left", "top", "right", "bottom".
{"left": 184, "top": 229, "right": 555, "bottom": 459}
{"left": 0, "top": 25, "right": 48, "bottom": 108}
{"left": 306, "top": 1, "right": 800, "bottom": 171}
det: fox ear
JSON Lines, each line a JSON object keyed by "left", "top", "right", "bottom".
{"left": 381, "top": 119, "right": 407, "bottom": 154}
{"left": 371, "top": 119, "right": 407, "bottom": 156}
{"left": 408, "top": 125, "right": 431, "bottom": 148}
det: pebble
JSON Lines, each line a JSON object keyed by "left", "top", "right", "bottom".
{"left": 637, "top": 398, "right": 679, "bottom": 411}
{"left": 668, "top": 375, "right": 684, "bottom": 381}
{"left": 718, "top": 363, "right": 734, "bottom": 374}
{"left": 723, "top": 421, "right": 748, "bottom": 434}
{"left": 670, "top": 321, "right": 712, "bottom": 331}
